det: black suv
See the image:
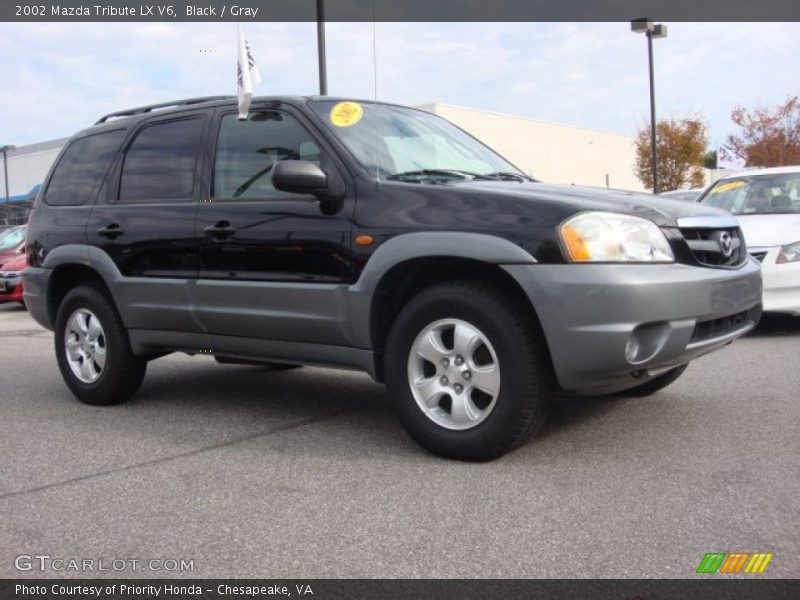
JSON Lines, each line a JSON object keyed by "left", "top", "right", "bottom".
{"left": 24, "top": 96, "right": 762, "bottom": 460}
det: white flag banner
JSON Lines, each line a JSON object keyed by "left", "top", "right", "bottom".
{"left": 237, "top": 27, "right": 261, "bottom": 119}
{"left": 717, "top": 144, "right": 746, "bottom": 170}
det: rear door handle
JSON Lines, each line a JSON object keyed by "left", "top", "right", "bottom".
{"left": 203, "top": 221, "right": 237, "bottom": 239}
{"left": 96, "top": 223, "right": 124, "bottom": 238}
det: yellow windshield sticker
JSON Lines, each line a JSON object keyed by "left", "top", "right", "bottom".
{"left": 330, "top": 101, "right": 363, "bottom": 127}
{"left": 711, "top": 180, "right": 745, "bottom": 194}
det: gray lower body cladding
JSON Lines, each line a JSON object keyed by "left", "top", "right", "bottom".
{"left": 503, "top": 260, "right": 763, "bottom": 395}
{"left": 25, "top": 257, "right": 763, "bottom": 395}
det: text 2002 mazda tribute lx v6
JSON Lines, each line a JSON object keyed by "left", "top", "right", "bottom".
{"left": 23, "top": 97, "right": 762, "bottom": 460}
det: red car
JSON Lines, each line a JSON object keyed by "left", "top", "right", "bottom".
{"left": 0, "top": 247, "right": 27, "bottom": 305}
{"left": 0, "top": 226, "right": 26, "bottom": 269}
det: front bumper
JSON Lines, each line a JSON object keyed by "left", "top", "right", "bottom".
{"left": 0, "top": 273, "right": 24, "bottom": 303}
{"left": 503, "top": 259, "right": 762, "bottom": 395}
{"left": 750, "top": 247, "right": 800, "bottom": 316}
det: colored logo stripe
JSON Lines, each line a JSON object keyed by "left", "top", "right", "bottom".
{"left": 696, "top": 552, "right": 773, "bottom": 574}
{"left": 719, "top": 553, "right": 749, "bottom": 573}
{"left": 745, "top": 553, "right": 773, "bottom": 573}
{"left": 697, "top": 553, "right": 726, "bottom": 573}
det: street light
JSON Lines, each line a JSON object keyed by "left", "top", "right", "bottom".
{"left": 0, "top": 144, "right": 15, "bottom": 226}
{"left": 631, "top": 18, "right": 668, "bottom": 193}
{"left": 316, "top": 0, "right": 327, "bottom": 95}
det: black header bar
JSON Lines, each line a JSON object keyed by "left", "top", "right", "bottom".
{"left": 3, "top": 579, "right": 799, "bottom": 600}
{"left": 4, "top": 0, "right": 800, "bottom": 22}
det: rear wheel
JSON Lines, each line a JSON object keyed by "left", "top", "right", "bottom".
{"left": 384, "top": 280, "right": 552, "bottom": 461}
{"left": 620, "top": 364, "right": 688, "bottom": 397}
{"left": 54, "top": 285, "right": 146, "bottom": 405}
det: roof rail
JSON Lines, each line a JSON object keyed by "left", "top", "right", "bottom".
{"left": 95, "top": 96, "right": 234, "bottom": 124}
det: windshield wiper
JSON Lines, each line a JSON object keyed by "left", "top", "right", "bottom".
{"left": 386, "top": 169, "right": 496, "bottom": 181}
{"left": 483, "top": 171, "right": 535, "bottom": 182}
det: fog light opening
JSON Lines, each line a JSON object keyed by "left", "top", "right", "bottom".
{"left": 625, "top": 337, "right": 640, "bottom": 363}
{"left": 625, "top": 321, "right": 671, "bottom": 365}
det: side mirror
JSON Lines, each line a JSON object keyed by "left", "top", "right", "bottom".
{"left": 273, "top": 160, "right": 328, "bottom": 196}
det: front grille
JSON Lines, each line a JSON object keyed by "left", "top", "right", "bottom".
{"left": 750, "top": 251, "right": 768, "bottom": 263}
{"left": 679, "top": 226, "right": 745, "bottom": 268}
{"left": 690, "top": 311, "right": 749, "bottom": 343}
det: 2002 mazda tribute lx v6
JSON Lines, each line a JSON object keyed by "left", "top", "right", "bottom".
{"left": 23, "top": 97, "right": 762, "bottom": 460}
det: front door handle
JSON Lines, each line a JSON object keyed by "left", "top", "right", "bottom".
{"left": 96, "top": 223, "right": 124, "bottom": 238}
{"left": 203, "top": 221, "right": 237, "bottom": 239}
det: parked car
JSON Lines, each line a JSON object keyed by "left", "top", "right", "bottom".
{"left": 24, "top": 97, "right": 762, "bottom": 460}
{"left": 0, "top": 251, "right": 27, "bottom": 305}
{"left": 697, "top": 166, "right": 800, "bottom": 316}
{"left": 0, "top": 225, "right": 26, "bottom": 269}
{"left": 658, "top": 189, "right": 703, "bottom": 202}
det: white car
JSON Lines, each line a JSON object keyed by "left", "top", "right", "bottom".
{"left": 698, "top": 166, "right": 800, "bottom": 316}
{"left": 658, "top": 189, "right": 703, "bottom": 202}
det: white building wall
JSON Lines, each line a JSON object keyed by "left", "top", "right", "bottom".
{"left": 419, "top": 103, "right": 645, "bottom": 192}
{"left": 2, "top": 139, "right": 67, "bottom": 198}
{"left": 5, "top": 148, "right": 61, "bottom": 196}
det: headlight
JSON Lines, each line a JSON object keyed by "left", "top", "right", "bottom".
{"left": 777, "top": 240, "right": 800, "bottom": 264}
{"left": 559, "top": 211, "right": 675, "bottom": 263}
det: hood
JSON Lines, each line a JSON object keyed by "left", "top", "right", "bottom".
{"left": 0, "top": 251, "right": 27, "bottom": 272}
{"left": 0, "top": 243, "right": 24, "bottom": 267}
{"left": 736, "top": 214, "right": 800, "bottom": 248}
{"left": 448, "top": 181, "right": 731, "bottom": 227}
{"left": 0, "top": 242, "right": 25, "bottom": 263}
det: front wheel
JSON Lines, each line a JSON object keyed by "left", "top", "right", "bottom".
{"left": 384, "top": 280, "right": 553, "bottom": 461}
{"left": 54, "top": 285, "right": 146, "bottom": 405}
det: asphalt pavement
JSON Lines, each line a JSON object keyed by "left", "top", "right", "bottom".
{"left": 0, "top": 302, "right": 798, "bottom": 578}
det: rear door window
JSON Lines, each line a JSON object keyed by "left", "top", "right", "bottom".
{"left": 119, "top": 118, "right": 204, "bottom": 202}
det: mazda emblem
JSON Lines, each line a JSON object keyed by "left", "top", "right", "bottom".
{"left": 719, "top": 232, "right": 733, "bottom": 258}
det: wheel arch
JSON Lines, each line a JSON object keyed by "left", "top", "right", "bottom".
{"left": 42, "top": 245, "right": 120, "bottom": 325}
{"left": 346, "top": 232, "right": 548, "bottom": 381}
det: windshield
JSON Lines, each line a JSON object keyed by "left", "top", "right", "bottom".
{"left": 699, "top": 173, "right": 800, "bottom": 215}
{"left": 308, "top": 100, "right": 525, "bottom": 181}
{"left": 0, "top": 226, "right": 25, "bottom": 250}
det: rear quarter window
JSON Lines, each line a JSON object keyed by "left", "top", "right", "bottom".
{"left": 44, "top": 129, "right": 126, "bottom": 206}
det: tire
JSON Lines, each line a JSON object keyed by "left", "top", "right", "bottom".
{"left": 54, "top": 285, "right": 146, "bottom": 405}
{"left": 619, "top": 364, "right": 688, "bottom": 397}
{"left": 384, "top": 280, "right": 553, "bottom": 461}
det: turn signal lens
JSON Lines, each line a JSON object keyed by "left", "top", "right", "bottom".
{"left": 354, "top": 234, "right": 375, "bottom": 246}
{"left": 561, "top": 224, "right": 592, "bottom": 261}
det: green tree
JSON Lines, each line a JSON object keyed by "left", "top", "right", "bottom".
{"left": 703, "top": 150, "right": 717, "bottom": 169}
{"left": 635, "top": 117, "right": 708, "bottom": 192}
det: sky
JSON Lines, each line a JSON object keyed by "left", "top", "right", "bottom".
{"left": 0, "top": 21, "right": 798, "bottom": 148}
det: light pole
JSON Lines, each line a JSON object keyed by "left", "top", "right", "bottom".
{"left": 631, "top": 19, "right": 667, "bottom": 193}
{"left": 0, "top": 144, "right": 15, "bottom": 226}
{"left": 316, "top": 0, "right": 327, "bottom": 95}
